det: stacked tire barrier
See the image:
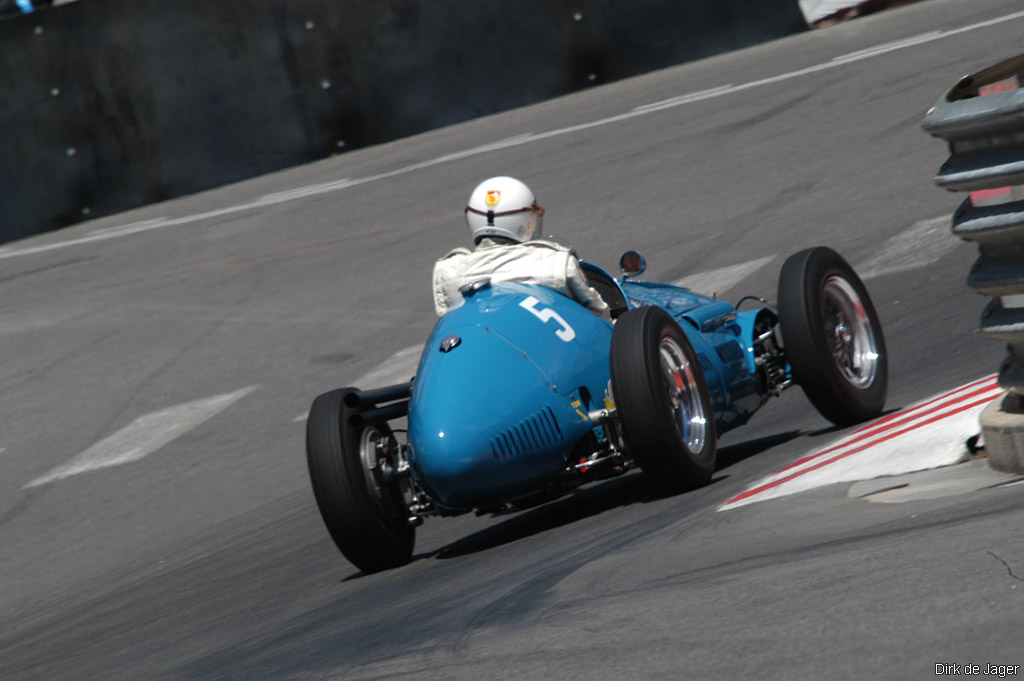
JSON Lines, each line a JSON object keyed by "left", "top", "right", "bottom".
{"left": 922, "top": 54, "right": 1024, "bottom": 474}
{"left": 0, "top": 0, "right": 807, "bottom": 244}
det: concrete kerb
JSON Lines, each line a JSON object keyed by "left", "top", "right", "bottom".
{"left": 981, "top": 394, "right": 1024, "bottom": 474}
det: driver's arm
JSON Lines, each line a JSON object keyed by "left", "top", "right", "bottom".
{"left": 565, "top": 257, "right": 612, "bottom": 321}
{"left": 432, "top": 248, "right": 471, "bottom": 317}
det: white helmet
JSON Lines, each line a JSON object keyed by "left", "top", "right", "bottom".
{"left": 464, "top": 176, "right": 545, "bottom": 244}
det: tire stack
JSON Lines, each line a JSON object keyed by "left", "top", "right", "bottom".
{"left": 922, "top": 53, "right": 1024, "bottom": 474}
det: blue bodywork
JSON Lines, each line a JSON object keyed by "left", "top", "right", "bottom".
{"left": 407, "top": 263, "right": 774, "bottom": 510}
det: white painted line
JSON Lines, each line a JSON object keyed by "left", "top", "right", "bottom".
{"left": 3, "top": 10, "right": 1023, "bottom": 263}
{"left": 632, "top": 85, "right": 735, "bottom": 113}
{"left": 857, "top": 216, "right": 955, "bottom": 280}
{"left": 0, "top": 218, "right": 171, "bottom": 260}
{"left": 24, "top": 386, "right": 258, "bottom": 488}
{"left": 670, "top": 255, "right": 776, "bottom": 296}
{"left": 86, "top": 218, "right": 169, "bottom": 239}
{"left": 720, "top": 376, "right": 1003, "bottom": 510}
{"left": 258, "top": 178, "right": 356, "bottom": 203}
{"left": 831, "top": 31, "right": 943, "bottom": 62}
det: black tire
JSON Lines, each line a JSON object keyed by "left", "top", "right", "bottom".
{"left": 777, "top": 247, "right": 888, "bottom": 426}
{"left": 306, "top": 389, "right": 414, "bottom": 573}
{"left": 610, "top": 306, "right": 717, "bottom": 491}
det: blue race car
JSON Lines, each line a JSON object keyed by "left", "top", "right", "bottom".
{"left": 306, "top": 246, "right": 887, "bottom": 573}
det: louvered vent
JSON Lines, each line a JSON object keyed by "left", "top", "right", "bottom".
{"left": 696, "top": 352, "right": 714, "bottom": 374}
{"left": 490, "top": 406, "right": 562, "bottom": 459}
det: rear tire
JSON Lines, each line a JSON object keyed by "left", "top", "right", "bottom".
{"left": 777, "top": 247, "right": 888, "bottom": 426}
{"left": 610, "top": 306, "right": 717, "bottom": 492}
{"left": 306, "top": 389, "right": 414, "bottom": 573}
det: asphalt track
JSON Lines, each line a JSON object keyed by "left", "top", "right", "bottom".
{"left": 2, "top": 1, "right": 1024, "bottom": 678}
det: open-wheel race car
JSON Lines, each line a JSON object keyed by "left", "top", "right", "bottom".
{"left": 306, "top": 246, "right": 887, "bottom": 573}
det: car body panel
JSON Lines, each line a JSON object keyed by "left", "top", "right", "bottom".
{"left": 622, "top": 279, "right": 766, "bottom": 430}
{"left": 407, "top": 264, "right": 773, "bottom": 510}
{"left": 408, "top": 282, "right": 612, "bottom": 508}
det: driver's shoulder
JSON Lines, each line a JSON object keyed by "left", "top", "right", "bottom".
{"left": 521, "top": 238, "right": 573, "bottom": 254}
{"left": 437, "top": 246, "right": 473, "bottom": 262}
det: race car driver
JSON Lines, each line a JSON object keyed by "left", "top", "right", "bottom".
{"left": 432, "top": 176, "right": 612, "bottom": 321}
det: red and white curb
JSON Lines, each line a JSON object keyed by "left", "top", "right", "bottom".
{"left": 719, "top": 375, "right": 1005, "bottom": 510}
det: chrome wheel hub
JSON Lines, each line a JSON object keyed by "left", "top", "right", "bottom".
{"left": 822, "top": 276, "right": 879, "bottom": 389}
{"left": 659, "top": 337, "right": 707, "bottom": 452}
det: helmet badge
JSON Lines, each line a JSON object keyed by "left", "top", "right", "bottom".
{"left": 485, "top": 189, "right": 501, "bottom": 209}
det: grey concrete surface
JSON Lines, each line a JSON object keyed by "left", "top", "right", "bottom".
{"left": 982, "top": 396, "right": 1024, "bottom": 475}
{"left": 1, "top": 0, "right": 1023, "bottom": 679}
{"left": 849, "top": 459, "right": 1023, "bottom": 502}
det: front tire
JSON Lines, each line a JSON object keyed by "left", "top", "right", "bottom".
{"left": 777, "top": 247, "right": 888, "bottom": 426}
{"left": 610, "top": 306, "right": 717, "bottom": 492}
{"left": 306, "top": 389, "right": 414, "bottom": 573}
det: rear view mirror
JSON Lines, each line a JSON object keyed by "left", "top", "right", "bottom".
{"left": 619, "top": 250, "right": 646, "bottom": 279}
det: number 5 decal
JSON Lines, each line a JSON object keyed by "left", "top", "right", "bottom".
{"left": 520, "top": 296, "right": 576, "bottom": 342}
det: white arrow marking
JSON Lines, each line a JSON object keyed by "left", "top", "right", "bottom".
{"left": 293, "top": 344, "right": 424, "bottom": 422}
{"left": 857, "top": 216, "right": 956, "bottom": 280}
{"left": 671, "top": 255, "right": 776, "bottom": 296}
{"left": 353, "top": 344, "right": 423, "bottom": 387}
{"left": 24, "top": 386, "right": 258, "bottom": 488}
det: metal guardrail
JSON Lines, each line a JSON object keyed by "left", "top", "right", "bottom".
{"left": 923, "top": 54, "right": 1024, "bottom": 396}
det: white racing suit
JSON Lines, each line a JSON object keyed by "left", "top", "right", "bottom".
{"left": 432, "top": 239, "right": 612, "bottom": 321}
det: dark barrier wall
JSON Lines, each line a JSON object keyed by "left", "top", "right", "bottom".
{"left": 0, "top": 0, "right": 806, "bottom": 243}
